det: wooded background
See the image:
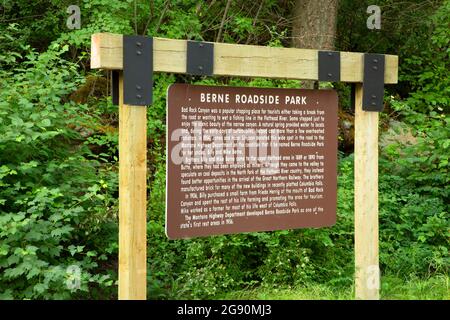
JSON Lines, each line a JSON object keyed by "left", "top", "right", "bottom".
{"left": 0, "top": 0, "right": 448, "bottom": 299}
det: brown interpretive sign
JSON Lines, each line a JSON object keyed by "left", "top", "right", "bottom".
{"left": 166, "top": 84, "right": 338, "bottom": 239}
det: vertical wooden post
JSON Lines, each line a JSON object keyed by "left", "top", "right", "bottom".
{"left": 354, "top": 84, "right": 380, "bottom": 300}
{"left": 118, "top": 72, "right": 147, "bottom": 300}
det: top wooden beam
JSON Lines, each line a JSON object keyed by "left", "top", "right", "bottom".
{"left": 91, "top": 33, "right": 398, "bottom": 84}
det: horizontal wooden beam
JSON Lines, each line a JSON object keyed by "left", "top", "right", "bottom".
{"left": 91, "top": 33, "right": 398, "bottom": 84}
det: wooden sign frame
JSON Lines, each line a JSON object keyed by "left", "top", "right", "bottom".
{"left": 90, "top": 32, "right": 398, "bottom": 300}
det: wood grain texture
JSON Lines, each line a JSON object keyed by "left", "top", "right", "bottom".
{"left": 118, "top": 72, "right": 147, "bottom": 300}
{"left": 90, "top": 33, "right": 398, "bottom": 84}
{"left": 354, "top": 84, "right": 380, "bottom": 300}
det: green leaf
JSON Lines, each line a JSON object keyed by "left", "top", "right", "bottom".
{"left": 40, "top": 119, "right": 51, "bottom": 127}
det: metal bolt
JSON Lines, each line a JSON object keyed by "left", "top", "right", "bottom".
{"left": 373, "top": 59, "right": 378, "bottom": 63}
{"left": 373, "top": 66, "right": 378, "bottom": 70}
{"left": 199, "top": 43, "right": 204, "bottom": 48}
{"left": 136, "top": 94, "right": 142, "bottom": 99}
{"left": 198, "top": 66, "right": 203, "bottom": 71}
{"left": 371, "top": 102, "right": 376, "bottom": 106}
{"left": 136, "top": 42, "right": 142, "bottom": 47}
{"left": 328, "top": 73, "right": 333, "bottom": 77}
{"left": 136, "top": 85, "right": 142, "bottom": 90}
{"left": 327, "top": 52, "right": 333, "bottom": 56}
{"left": 136, "top": 50, "right": 142, "bottom": 55}
{"left": 372, "top": 95, "right": 377, "bottom": 99}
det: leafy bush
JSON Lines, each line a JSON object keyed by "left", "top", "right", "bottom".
{"left": 400, "top": 0, "right": 450, "bottom": 113}
{"left": 379, "top": 98, "right": 449, "bottom": 276}
{"left": 0, "top": 42, "right": 118, "bottom": 299}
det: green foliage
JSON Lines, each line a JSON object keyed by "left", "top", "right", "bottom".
{"left": 1, "top": 0, "right": 448, "bottom": 300}
{"left": 0, "top": 38, "right": 117, "bottom": 299}
{"left": 378, "top": 98, "right": 449, "bottom": 276}
{"left": 400, "top": 1, "right": 450, "bottom": 113}
{"left": 0, "top": 24, "right": 30, "bottom": 69}
{"left": 57, "top": 0, "right": 135, "bottom": 48}
{"left": 219, "top": 275, "right": 449, "bottom": 300}
{"left": 0, "top": 0, "right": 70, "bottom": 51}
{"left": 386, "top": 100, "right": 449, "bottom": 201}
{"left": 337, "top": 0, "right": 447, "bottom": 101}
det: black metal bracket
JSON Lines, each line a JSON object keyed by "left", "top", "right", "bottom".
{"left": 318, "top": 51, "right": 340, "bottom": 82}
{"left": 362, "top": 53, "right": 385, "bottom": 112}
{"left": 122, "top": 35, "right": 153, "bottom": 106}
{"left": 111, "top": 70, "right": 119, "bottom": 105}
{"left": 186, "top": 40, "right": 214, "bottom": 76}
{"left": 350, "top": 83, "right": 356, "bottom": 111}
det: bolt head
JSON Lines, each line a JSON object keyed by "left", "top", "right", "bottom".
{"left": 136, "top": 50, "right": 142, "bottom": 55}
{"left": 136, "top": 85, "right": 142, "bottom": 90}
{"left": 136, "top": 94, "right": 142, "bottom": 99}
{"left": 372, "top": 95, "right": 377, "bottom": 99}
{"left": 199, "top": 43, "right": 204, "bottom": 48}
{"left": 373, "top": 66, "right": 378, "bottom": 70}
{"left": 136, "top": 42, "right": 142, "bottom": 47}
{"left": 198, "top": 66, "right": 203, "bottom": 70}
{"left": 327, "top": 52, "right": 333, "bottom": 56}
{"left": 328, "top": 73, "right": 333, "bottom": 77}
{"left": 373, "top": 59, "right": 378, "bottom": 63}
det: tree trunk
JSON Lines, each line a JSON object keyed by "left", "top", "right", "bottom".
{"left": 292, "top": 0, "right": 339, "bottom": 88}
